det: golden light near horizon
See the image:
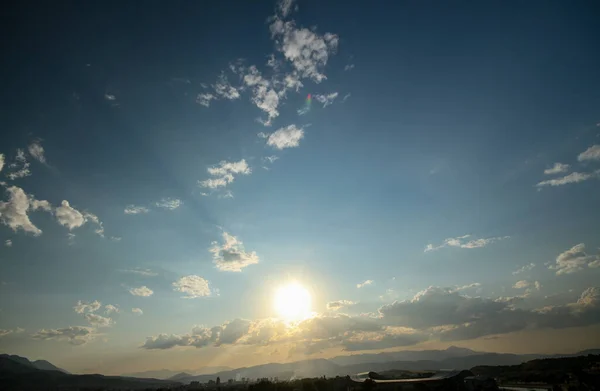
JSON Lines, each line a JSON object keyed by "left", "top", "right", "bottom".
{"left": 273, "top": 282, "right": 312, "bottom": 321}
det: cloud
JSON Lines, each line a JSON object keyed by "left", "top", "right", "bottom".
{"left": 55, "top": 201, "right": 85, "bottom": 230}
{"left": 210, "top": 232, "right": 259, "bottom": 272}
{"left": 513, "top": 280, "right": 531, "bottom": 289}
{"left": 549, "top": 243, "right": 600, "bottom": 275}
{"left": 314, "top": 92, "right": 338, "bottom": 108}
{"left": 73, "top": 300, "right": 102, "bottom": 314}
{"left": 0, "top": 328, "right": 24, "bottom": 338}
{"left": 83, "top": 211, "right": 104, "bottom": 237}
{"left": 132, "top": 308, "right": 143, "bottom": 315}
{"left": 243, "top": 66, "right": 281, "bottom": 125}
{"left": 513, "top": 263, "right": 535, "bottom": 275}
{"left": 453, "top": 283, "right": 481, "bottom": 292}
{"left": 129, "top": 286, "right": 154, "bottom": 297}
{"left": 326, "top": 300, "right": 357, "bottom": 311}
{"left": 173, "top": 275, "right": 212, "bottom": 298}
{"left": 0, "top": 186, "right": 50, "bottom": 236}
{"left": 0, "top": 154, "right": 4, "bottom": 172}
{"left": 264, "top": 125, "right": 304, "bottom": 149}
{"left": 578, "top": 145, "right": 600, "bottom": 162}
{"left": 536, "top": 171, "right": 599, "bottom": 187}
{"left": 424, "top": 234, "right": 509, "bottom": 252}
{"left": 199, "top": 159, "right": 251, "bottom": 190}
{"left": 263, "top": 155, "right": 279, "bottom": 165}
{"left": 27, "top": 141, "right": 46, "bottom": 164}
{"left": 104, "top": 94, "right": 116, "bottom": 101}
{"left": 84, "top": 313, "right": 114, "bottom": 327}
{"left": 544, "top": 162, "right": 570, "bottom": 175}
{"left": 344, "top": 64, "right": 355, "bottom": 71}
{"left": 342, "top": 93, "right": 351, "bottom": 102}
{"left": 154, "top": 198, "right": 183, "bottom": 210}
{"left": 270, "top": 17, "right": 338, "bottom": 83}
{"left": 119, "top": 268, "right": 158, "bottom": 277}
{"left": 32, "top": 326, "right": 95, "bottom": 345}
{"left": 124, "top": 205, "right": 150, "bottom": 215}
{"left": 4, "top": 239, "right": 12, "bottom": 247}
{"left": 104, "top": 304, "right": 119, "bottom": 314}
{"left": 5, "top": 149, "right": 31, "bottom": 180}
{"left": 357, "top": 280, "right": 373, "bottom": 289}
{"left": 196, "top": 93, "right": 216, "bottom": 107}
{"left": 213, "top": 73, "right": 241, "bottom": 100}
{"left": 277, "top": 0, "right": 295, "bottom": 18}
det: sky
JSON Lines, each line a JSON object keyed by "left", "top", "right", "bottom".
{"left": 1, "top": 0, "right": 600, "bottom": 375}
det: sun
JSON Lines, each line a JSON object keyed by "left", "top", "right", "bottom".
{"left": 273, "top": 282, "right": 312, "bottom": 321}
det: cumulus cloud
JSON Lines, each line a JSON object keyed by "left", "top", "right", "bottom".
{"left": 210, "top": 232, "right": 259, "bottom": 272}
{"left": 213, "top": 73, "right": 241, "bottom": 100}
{"left": 132, "top": 308, "right": 143, "bottom": 315}
{"left": 357, "top": 280, "right": 373, "bottom": 289}
{"left": 544, "top": 163, "right": 570, "bottom": 175}
{"left": 73, "top": 300, "right": 102, "bottom": 314}
{"left": 513, "top": 263, "right": 535, "bottom": 275}
{"left": 124, "top": 205, "right": 150, "bottom": 215}
{"left": 264, "top": 124, "right": 304, "bottom": 149}
{"left": 242, "top": 66, "right": 281, "bottom": 125}
{"left": 549, "top": 243, "right": 600, "bottom": 275}
{"left": 326, "top": 300, "right": 357, "bottom": 310}
{"left": 129, "top": 286, "right": 154, "bottom": 297}
{"left": 536, "top": 171, "right": 599, "bottom": 187}
{"left": 84, "top": 313, "right": 113, "bottom": 327}
{"left": 104, "top": 304, "right": 119, "bottom": 314}
{"left": 155, "top": 198, "right": 183, "bottom": 210}
{"left": 173, "top": 275, "right": 212, "bottom": 298}
{"left": 55, "top": 201, "right": 85, "bottom": 230}
{"left": 32, "top": 326, "right": 95, "bottom": 345}
{"left": 578, "top": 145, "right": 600, "bottom": 162}
{"left": 424, "top": 234, "right": 509, "bottom": 252}
{"left": 513, "top": 280, "right": 531, "bottom": 289}
{"left": 0, "top": 186, "right": 50, "bottom": 236}
{"left": 314, "top": 92, "right": 338, "bottom": 108}
{"left": 199, "top": 159, "right": 251, "bottom": 190}
{"left": 27, "top": 141, "right": 46, "bottom": 164}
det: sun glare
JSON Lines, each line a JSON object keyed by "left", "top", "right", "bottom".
{"left": 274, "top": 282, "right": 312, "bottom": 321}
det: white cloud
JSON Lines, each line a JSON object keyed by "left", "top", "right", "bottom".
{"left": 73, "top": 300, "right": 102, "bottom": 314}
{"left": 263, "top": 155, "right": 279, "bottom": 165}
{"left": 270, "top": 18, "right": 338, "bottom": 83}
{"left": 129, "top": 286, "right": 154, "bottom": 297}
{"left": 196, "top": 93, "right": 215, "bottom": 107}
{"left": 265, "top": 124, "right": 304, "bottom": 149}
{"left": 173, "top": 275, "right": 212, "bottom": 298}
{"left": 55, "top": 200, "right": 85, "bottom": 230}
{"left": 277, "top": 0, "right": 295, "bottom": 18}
{"left": 104, "top": 304, "right": 119, "bottom": 314}
{"left": 104, "top": 94, "right": 116, "bottom": 101}
{"left": 0, "top": 154, "right": 4, "bottom": 172}
{"left": 357, "top": 280, "right": 374, "bottom": 288}
{"left": 199, "top": 159, "right": 251, "bottom": 190}
{"left": 0, "top": 327, "right": 24, "bottom": 337}
{"left": 243, "top": 66, "right": 281, "bottom": 126}
{"left": 85, "top": 313, "right": 113, "bottom": 327}
{"left": 425, "top": 234, "right": 509, "bottom": 252}
{"left": 550, "top": 243, "right": 600, "bottom": 275}
{"left": 155, "top": 198, "right": 183, "bottom": 210}
{"left": 578, "top": 145, "right": 600, "bottom": 162}
{"left": 32, "top": 326, "right": 95, "bottom": 345}
{"left": 0, "top": 186, "right": 50, "bottom": 236}
{"left": 119, "top": 268, "right": 158, "bottom": 277}
{"left": 327, "top": 300, "right": 357, "bottom": 310}
{"left": 453, "top": 282, "right": 481, "bottom": 292}
{"left": 513, "top": 280, "right": 531, "bottom": 289}
{"left": 132, "top": 308, "right": 143, "bottom": 315}
{"left": 342, "top": 93, "right": 351, "bottom": 102}
{"left": 213, "top": 73, "right": 240, "bottom": 100}
{"left": 28, "top": 141, "right": 46, "bottom": 164}
{"left": 124, "top": 205, "right": 150, "bottom": 215}
{"left": 5, "top": 149, "right": 31, "bottom": 180}
{"left": 314, "top": 92, "right": 338, "bottom": 108}
{"left": 544, "top": 162, "right": 570, "bottom": 175}
{"left": 83, "top": 211, "right": 104, "bottom": 237}
{"left": 4, "top": 239, "right": 12, "bottom": 247}
{"left": 210, "top": 232, "right": 259, "bottom": 272}
{"left": 513, "top": 263, "right": 535, "bottom": 275}
{"left": 344, "top": 64, "right": 355, "bottom": 71}
{"left": 536, "top": 171, "right": 598, "bottom": 187}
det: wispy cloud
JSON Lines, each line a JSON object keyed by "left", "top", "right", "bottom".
{"left": 578, "top": 144, "right": 600, "bottom": 162}
{"left": 327, "top": 300, "right": 357, "bottom": 310}
{"left": 124, "top": 205, "right": 150, "bottom": 215}
{"left": 129, "top": 286, "right": 154, "bottom": 297}
{"left": 119, "top": 268, "right": 158, "bottom": 277}
{"left": 512, "top": 263, "right": 535, "bottom": 275}
{"left": 173, "top": 275, "right": 212, "bottom": 298}
{"left": 549, "top": 243, "right": 600, "bottom": 275}
{"left": 199, "top": 159, "right": 251, "bottom": 191}
{"left": 4, "top": 239, "right": 12, "bottom": 247}
{"left": 73, "top": 300, "right": 102, "bottom": 314}
{"left": 536, "top": 171, "right": 599, "bottom": 187}
{"left": 342, "top": 93, "right": 351, "bottom": 102}
{"left": 344, "top": 64, "right": 355, "bottom": 71}
{"left": 132, "top": 308, "right": 143, "bottom": 316}
{"left": 196, "top": 93, "right": 216, "bottom": 107}
{"left": 357, "top": 280, "right": 374, "bottom": 288}
{"left": 27, "top": 141, "right": 46, "bottom": 164}
{"left": 425, "top": 234, "right": 509, "bottom": 252}
{"left": 263, "top": 124, "right": 304, "bottom": 149}
{"left": 32, "top": 326, "right": 95, "bottom": 345}
{"left": 544, "top": 162, "right": 570, "bottom": 175}
{"left": 314, "top": 92, "right": 338, "bottom": 108}
{"left": 5, "top": 149, "right": 31, "bottom": 180}
{"left": 210, "top": 232, "right": 259, "bottom": 272}
{"left": 154, "top": 198, "right": 183, "bottom": 210}
{"left": 104, "top": 304, "right": 119, "bottom": 315}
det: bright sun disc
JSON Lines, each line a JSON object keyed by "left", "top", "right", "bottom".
{"left": 274, "top": 283, "right": 311, "bottom": 321}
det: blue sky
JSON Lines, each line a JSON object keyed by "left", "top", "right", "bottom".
{"left": 1, "top": 0, "right": 600, "bottom": 375}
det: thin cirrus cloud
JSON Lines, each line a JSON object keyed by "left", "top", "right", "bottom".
{"left": 314, "top": 92, "right": 338, "bottom": 108}
{"left": 549, "top": 243, "right": 600, "bottom": 275}
{"left": 513, "top": 263, "right": 536, "bottom": 275}
{"left": 5, "top": 149, "right": 31, "bottom": 180}
{"left": 544, "top": 162, "right": 570, "bottom": 175}
{"left": 357, "top": 280, "right": 373, "bottom": 288}
{"left": 32, "top": 326, "right": 96, "bottom": 345}
{"left": 129, "top": 286, "right": 154, "bottom": 297}
{"left": 119, "top": 268, "right": 158, "bottom": 277}
{"left": 172, "top": 275, "right": 212, "bottom": 298}
{"left": 210, "top": 232, "right": 259, "bottom": 272}
{"left": 124, "top": 205, "right": 150, "bottom": 215}
{"left": 536, "top": 171, "right": 599, "bottom": 187}
{"left": 124, "top": 198, "right": 182, "bottom": 215}
{"left": 424, "top": 234, "right": 509, "bottom": 252}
